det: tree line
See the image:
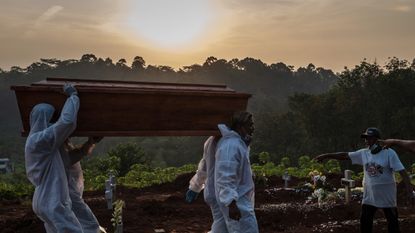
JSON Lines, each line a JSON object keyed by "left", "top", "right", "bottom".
{"left": 252, "top": 57, "right": 415, "bottom": 168}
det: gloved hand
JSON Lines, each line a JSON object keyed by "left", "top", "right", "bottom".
{"left": 185, "top": 189, "right": 199, "bottom": 203}
{"left": 63, "top": 83, "right": 78, "bottom": 96}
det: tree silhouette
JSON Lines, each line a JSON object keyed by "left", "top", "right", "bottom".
{"left": 104, "top": 57, "right": 114, "bottom": 67}
{"left": 80, "top": 54, "right": 98, "bottom": 63}
{"left": 132, "top": 56, "right": 146, "bottom": 72}
{"left": 203, "top": 56, "right": 218, "bottom": 67}
{"left": 270, "top": 62, "right": 293, "bottom": 73}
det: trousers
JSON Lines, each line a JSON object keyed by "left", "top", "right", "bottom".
{"left": 360, "top": 204, "right": 400, "bottom": 233}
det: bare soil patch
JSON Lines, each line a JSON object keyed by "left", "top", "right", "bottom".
{"left": 1, "top": 173, "right": 414, "bottom": 233}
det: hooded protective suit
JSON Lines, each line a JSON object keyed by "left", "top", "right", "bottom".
{"left": 61, "top": 141, "right": 101, "bottom": 233}
{"left": 214, "top": 124, "right": 258, "bottom": 233}
{"left": 188, "top": 136, "right": 227, "bottom": 233}
{"left": 25, "top": 93, "right": 83, "bottom": 233}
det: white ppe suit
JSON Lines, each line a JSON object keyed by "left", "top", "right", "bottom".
{"left": 214, "top": 124, "right": 258, "bottom": 233}
{"left": 188, "top": 136, "right": 227, "bottom": 233}
{"left": 25, "top": 94, "right": 83, "bottom": 233}
{"left": 61, "top": 141, "right": 101, "bottom": 233}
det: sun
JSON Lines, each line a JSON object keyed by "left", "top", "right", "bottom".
{"left": 122, "top": 0, "right": 215, "bottom": 49}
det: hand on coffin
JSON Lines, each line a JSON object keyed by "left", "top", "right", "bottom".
{"left": 63, "top": 83, "right": 78, "bottom": 96}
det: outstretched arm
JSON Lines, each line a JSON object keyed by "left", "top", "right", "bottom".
{"left": 379, "top": 139, "right": 415, "bottom": 154}
{"left": 314, "top": 152, "right": 350, "bottom": 163}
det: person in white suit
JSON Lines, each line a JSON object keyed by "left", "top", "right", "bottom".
{"left": 25, "top": 84, "right": 83, "bottom": 233}
{"left": 214, "top": 111, "right": 258, "bottom": 233}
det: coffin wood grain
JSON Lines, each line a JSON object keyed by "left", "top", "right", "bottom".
{"left": 11, "top": 78, "right": 251, "bottom": 136}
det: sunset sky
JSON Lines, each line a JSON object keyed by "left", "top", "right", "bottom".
{"left": 1, "top": 0, "right": 414, "bottom": 72}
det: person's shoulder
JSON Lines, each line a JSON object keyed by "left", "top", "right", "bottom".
{"left": 26, "top": 131, "right": 54, "bottom": 149}
{"left": 351, "top": 148, "right": 368, "bottom": 154}
{"left": 384, "top": 147, "right": 397, "bottom": 153}
{"left": 383, "top": 148, "right": 398, "bottom": 156}
{"left": 218, "top": 136, "right": 244, "bottom": 148}
{"left": 220, "top": 135, "right": 238, "bottom": 141}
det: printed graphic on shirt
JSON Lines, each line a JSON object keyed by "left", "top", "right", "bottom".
{"left": 365, "top": 162, "right": 384, "bottom": 177}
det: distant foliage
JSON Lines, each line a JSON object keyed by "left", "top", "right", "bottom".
{"left": 0, "top": 173, "right": 33, "bottom": 200}
{"left": 82, "top": 142, "right": 151, "bottom": 190}
{"left": 0, "top": 182, "right": 33, "bottom": 200}
{"left": 251, "top": 155, "right": 341, "bottom": 185}
{"left": 253, "top": 57, "right": 415, "bottom": 168}
{"left": 107, "top": 143, "right": 150, "bottom": 176}
{"left": 258, "top": 152, "right": 271, "bottom": 164}
{"left": 119, "top": 164, "right": 196, "bottom": 189}
{"left": 82, "top": 141, "right": 197, "bottom": 190}
{"left": 83, "top": 163, "right": 196, "bottom": 190}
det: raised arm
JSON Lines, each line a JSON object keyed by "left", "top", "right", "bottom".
{"left": 314, "top": 152, "right": 350, "bottom": 162}
{"left": 47, "top": 84, "right": 80, "bottom": 149}
{"left": 379, "top": 139, "right": 415, "bottom": 154}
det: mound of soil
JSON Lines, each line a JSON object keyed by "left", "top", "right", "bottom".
{"left": 1, "top": 173, "right": 414, "bottom": 233}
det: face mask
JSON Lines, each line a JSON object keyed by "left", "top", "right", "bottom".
{"left": 369, "top": 143, "right": 382, "bottom": 154}
{"left": 242, "top": 135, "right": 252, "bottom": 146}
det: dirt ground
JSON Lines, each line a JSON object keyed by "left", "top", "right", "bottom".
{"left": 1, "top": 173, "right": 414, "bottom": 233}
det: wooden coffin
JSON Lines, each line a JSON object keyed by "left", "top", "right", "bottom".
{"left": 11, "top": 78, "right": 251, "bottom": 136}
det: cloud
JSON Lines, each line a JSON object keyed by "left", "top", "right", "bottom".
{"left": 34, "top": 5, "right": 64, "bottom": 28}
{"left": 392, "top": 5, "right": 411, "bottom": 12}
{"left": 25, "top": 5, "right": 63, "bottom": 37}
